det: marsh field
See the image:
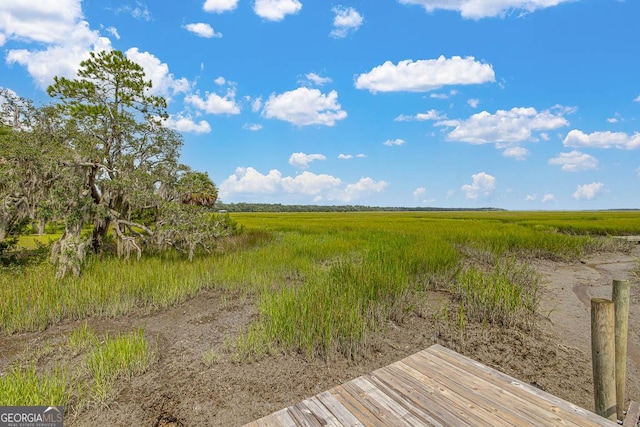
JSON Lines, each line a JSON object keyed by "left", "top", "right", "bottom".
{"left": 1, "top": 211, "right": 639, "bottom": 426}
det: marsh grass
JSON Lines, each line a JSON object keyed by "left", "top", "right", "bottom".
{"left": 0, "top": 325, "right": 154, "bottom": 411}
{"left": 457, "top": 257, "right": 541, "bottom": 328}
{"left": 2, "top": 211, "right": 639, "bottom": 363}
{"left": 85, "top": 329, "right": 153, "bottom": 403}
{"left": 0, "top": 364, "right": 70, "bottom": 406}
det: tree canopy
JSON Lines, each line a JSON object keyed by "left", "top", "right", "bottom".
{"left": 0, "top": 50, "right": 232, "bottom": 277}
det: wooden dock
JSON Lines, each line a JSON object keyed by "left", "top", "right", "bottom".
{"left": 244, "top": 344, "right": 616, "bottom": 427}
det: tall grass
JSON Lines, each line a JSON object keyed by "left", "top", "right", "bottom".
{"left": 2, "top": 211, "right": 639, "bottom": 360}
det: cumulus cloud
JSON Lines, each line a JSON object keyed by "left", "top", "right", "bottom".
{"left": 163, "top": 114, "right": 211, "bottom": 134}
{"left": 383, "top": 139, "right": 405, "bottom": 147}
{"left": 214, "top": 76, "right": 226, "bottom": 85}
{"left": 124, "top": 48, "right": 191, "bottom": 98}
{"left": 2, "top": 1, "right": 114, "bottom": 88}
{"left": 219, "top": 167, "right": 387, "bottom": 202}
{"left": 438, "top": 106, "right": 570, "bottom": 145}
{"left": 395, "top": 109, "right": 445, "bottom": 122}
{"left": 525, "top": 194, "right": 537, "bottom": 201}
{"left": 413, "top": 187, "right": 426, "bottom": 197}
{"left": 467, "top": 98, "right": 480, "bottom": 108}
{"left": 548, "top": 150, "right": 598, "bottom": 172}
{"left": 542, "top": 193, "right": 556, "bottom": 202}
{"left": 184, "top": 22, "right": 222, "bottom": 38}
{"left": 289, "top": 152, "right": 326, "bottom": 169}
{"left": 304, "top": 72, "right": 332, "bottom": 86}
{"left": 254, "top": 0, "right": 302, "bottom": 21}
{"left": 203, "top": 0, "right": 239, "bottom": 13}
{"left": 502, "top": 146, "right": 529, "bottom": 160}
{"left": 262, "top": 87, "right": 347, "bottom": 126}
{"left": 397, "top": 0, "right": 573, "bottom": 19}
{"left": 330, "top": 6, "right": 364, "bottom": 38}
{"left": 186, "top": 90, "right": 241, "bottom": 115}
{"left": 355, "top": 56, "right": 495, "bottom": 93}
{"left": 572, "top": 182, "right": 604, "bottom": 200}
{"left": 634, "top": 95, "right": 640, "bottom": 102}
{"left": 461, "top": 172, "right": 496, "bottom": 200}
{"left": 563, "top": 129, "right": 640, "bottom": 150}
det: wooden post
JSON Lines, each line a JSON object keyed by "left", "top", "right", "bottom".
{"left": 613, "top": 279, "right": 630, "bottom": 421}
{"left": 591, "top": 298, "right": 617, "bottom": 421}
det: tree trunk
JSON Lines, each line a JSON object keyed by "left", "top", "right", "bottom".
{"left": 92, "top": 217, "right": 111, "bottom": 254}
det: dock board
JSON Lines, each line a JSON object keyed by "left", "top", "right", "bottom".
{"left": 244, "top": 344, "right": 616, "bottom": 427}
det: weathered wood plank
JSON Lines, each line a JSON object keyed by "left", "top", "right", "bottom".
{"left": 330, "top": 384, "right": 390, "bottom": 426}
{"left": 624, "top": 401, "right": 640, "bottom": 427}
{"left": 352, "top": 376, "right": 438, "bottom": 426}
{"left": 405, "top": 348, "right": 576, "bottom": 426}
{"left": 299, "top": 396, "right": 345, "bottom": 427}
{"left": 374, "top": 361, "right": 477, "bottom": 426}
{"left": 244, "top": 344, "right": 620, "bottom": 427}
{"left": 425, "top": 345, "right": 616, "bottom": 426}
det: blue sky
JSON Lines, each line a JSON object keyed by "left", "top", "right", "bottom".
{"left": 1, "top": 0, "right": 639, "bottom": 209}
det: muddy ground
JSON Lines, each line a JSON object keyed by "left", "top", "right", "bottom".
{"left": 1, "top": 245, "right": 639, "bottom": 426}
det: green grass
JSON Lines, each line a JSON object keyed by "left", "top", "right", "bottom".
{"left": 0, "top": 325, "right": 154, "bottom": 411}
{"left": 2, "top": 211, "right": 639, "bottom": 361}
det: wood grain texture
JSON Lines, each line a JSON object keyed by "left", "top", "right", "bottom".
{"left": 243, "top": 344, "right": 618, "bottom": 426}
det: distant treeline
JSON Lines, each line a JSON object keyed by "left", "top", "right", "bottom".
{"left": 214, "top": 203, "right": 507, "bottom": 213}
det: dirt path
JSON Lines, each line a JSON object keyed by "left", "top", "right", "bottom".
{"left": 1, "top": 248, "right": 638, "bottom": 426}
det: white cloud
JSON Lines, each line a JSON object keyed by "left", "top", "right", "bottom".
{"left": 124, "top": 48, "right": 191, "bottom": 98}
{"left": 525, "top": 194, "right": 537, "bottom": 201}
{"left": 397, "top": 0, "right": 573, "bottom": 19}
{"left": 383, "top": 138, "right": 405, "bottom": 146}
{"left": 439, "top": 106, "right": 569, "bottom": 144}
{"left": 1, "top": 1, "right": 84, "bottom": 44}
{"left": 607, "top": 117, "right": 618, "bottom": 123}
{"left": 467, "top": 98, "right": 480, "bottom": 108}
{"left": 573, "top": 182, "right": 604, "bottom": 200}
{"left": 395, "top": 109, "right": 445, "bottom": 122}
{"left": 2, "top": 1, "right": 113, "bottom": 88}
{"left": 502, "top": 146, "right": 529, "bottom": 160}
{"left": 330, "top": 6, "right": 364, "bottom": 38}
{"left": 251, "top": 97, "right": 263, "bottom": 112}
{"left": 163, "top": 114, "right": 211, "bottom": 134}
{"left": 115, "top": 2, "right": 152, "bottom": 21}
{"left": 338, "top": 154, "right": 353, "bottom": 159}
{"left": 186, "top": 90, "right": 241, "bottom": 115}
{"left": 219, "top": 167, "right": 387, "bottom": 202}
{"left": 356, "top": 154, "right": 367, "bottom": 158}
{"left": 184, "top": 22, "right": 222, "bottom": 38}
{"left": 304, "top": 72, "right": 332, "bottom": 86}
{"left": 430, "top": 89, "right": 458, "bottom": 100}
{"left": 214, "top": 76, "right": 226, "bottom": 85}
{"left": 548, "top": 150, "right": 598, "bottom": 172}
{"left": 634, "top": 95, "right": 640, "bottom": 102}
{"left": 338, "top": 178, "right": 388, "bottom": 202}
{"left": 203, "top": 0, "right": 239, "bottom": 13}
{"left": 461, "top": 172, "right": 496, "bottom": 200}
{"left": 542, "top": 193, "right": 556, "bottom": 202}
{"left": 563, "top": 129, "right": 640, "bottom": 150}
{"left": 242, "top": 123, "right": 263, "bottom": 131}
{"left": 263, "top": 87, "right": 347, "bottom": 126}
{"left": 355, "top": 56, "right": 495, "bottom": 93}
{"left": 254, "top": 0, "right": 302, "bottom": 21}
{"left": 289, "top": 152, "right": 326, "bottom": 169}
{"left": 105, "top": 26, "right": 120, "bottom": 40}
{"left": 413, "top": 187, "right": 426, "bottom": 197}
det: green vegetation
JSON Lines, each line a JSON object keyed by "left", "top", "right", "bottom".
{"left": 0, "top": 325, "right": 153, "bottom": 410}
{"left": 1, "top": 210, "right": 638, "bottom": 407}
